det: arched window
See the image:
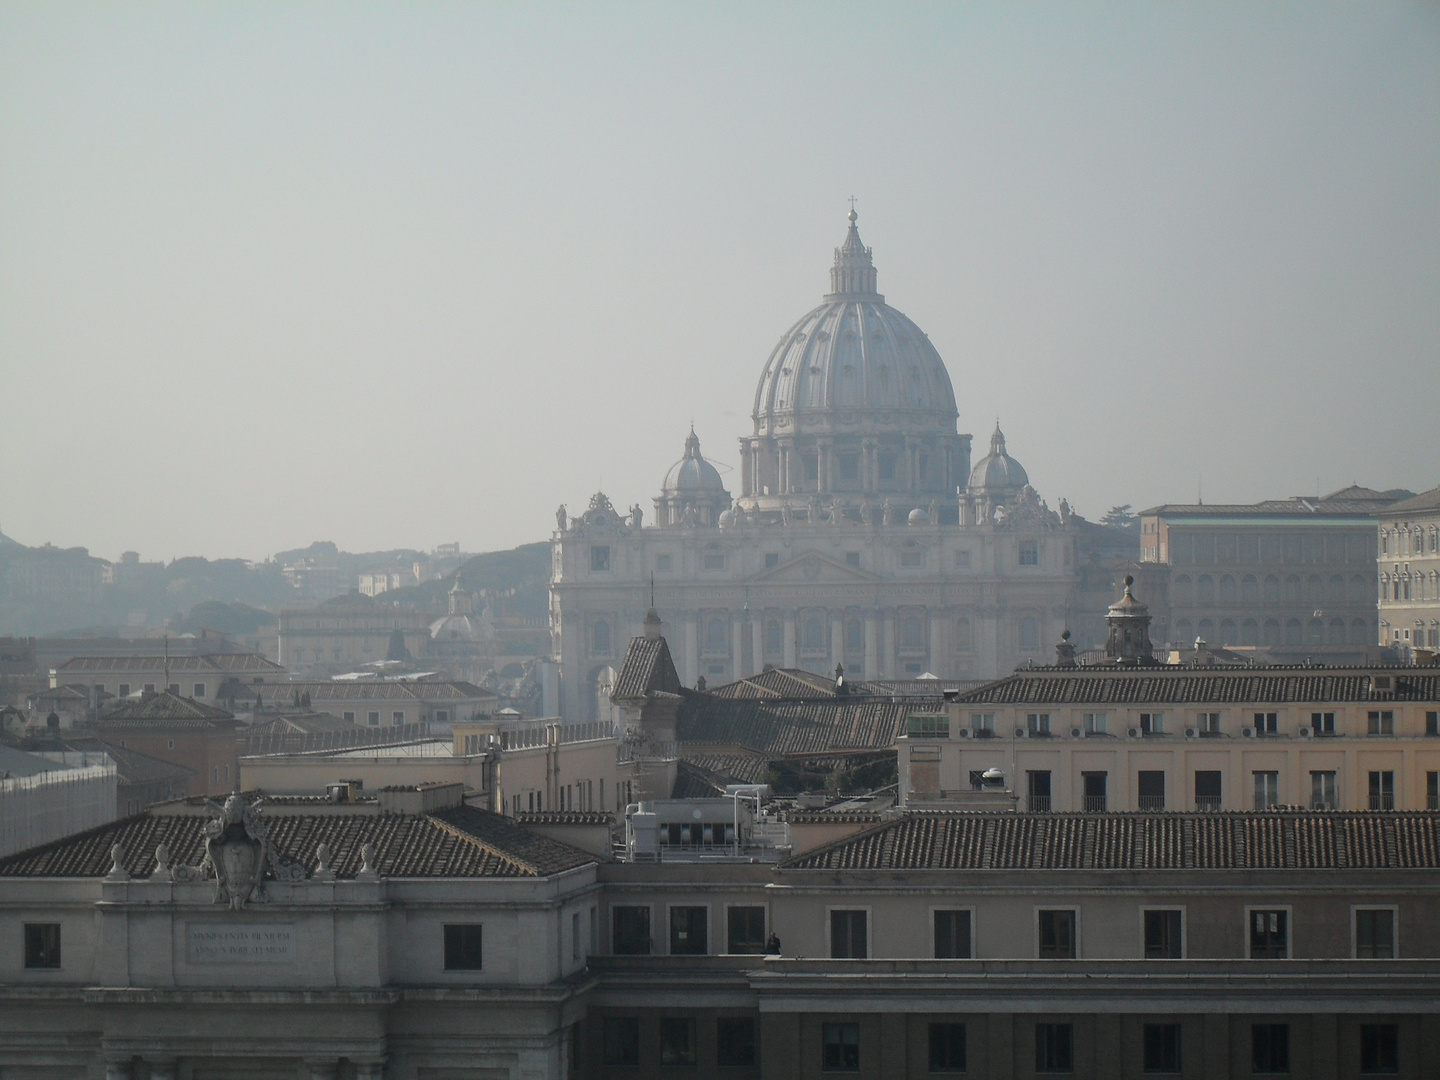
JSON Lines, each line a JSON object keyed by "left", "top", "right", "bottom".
{"left": 1219, "top": 618, "right": 1237, "bottom": 643}
{"left": 1175, "top": 619, "right": 1193, "bottom": 644}
{"left": 802, "top": 616, "right": 825, "bottom": 652}
{"left": 1242, "top": 575, "right": 1258, "bottom": 602}
{"left": 1328, "top": 575, "right": 1345, "bottom": 603}
{"left": 844, "top": 619, "right": 864, "bottom": 654}
{"left": 1328, "top": 618, "right": 1346, "bottom": 644}
{"left": 1198, "top": 618, "right": 1216, "bottom": 642}
{"left": 1264, "top": 575, "right": 1281, "bottom": 602}
{"left": 1285, "top": 618, "right": 1302, "bottom": 645}
{"left": 955, "top": 617, "right": 973, "bottom": 652}
{"left": 1197, "top": 575, "right": 1215, "bottom": 604}
{"left": 765, "top": 620, "right": 783, "bottom": 658}
{"left": 591, "top": 621, "right": 611, "bottom": 656}
{"left": 1305, "top": 575, "right": 1323, "bottom": 604}
{"left": 1307, "top": 618, "right": 1323, "bottom": 645}
{"left": 1263, "top": 619, "right": 1281, "bottom": 647}
{"left": 1352, "top": 574, "right": 1372, "bottom": 602}
{"left": 1219, "top": 575, "right": 1236, "bottom": 603}
{"left": 1018, "top": 615, "right": 1039, "bottom": 653}
{"left": 1284, "top": 575, "right": 1302, "bottom": 602}
{"left": 705, "top": 616, "right": 728, "bottom": 655}
{"left": 1241, "top": 619, "right": 1259, "bottom": 646}
{"left": 1349, "top": 618, "right": 1370, "bottom": 645}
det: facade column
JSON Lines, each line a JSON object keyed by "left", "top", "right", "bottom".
{"left": 882, "top": 612, "right": 896, "bottom": 677}
{"left": 750, "top": 620, "right": 763, "bottom": 676}
{"left": 783, "top": 613, "right": 797, "bottom": 669}
{"left": 829, "top": 615, "right": 844, "bottom": 676}
{"left": 929, "top": 612, "right": 945, "bottom": 674}
{"left": 731, "top": 619, "right": 744, "bottom": 680}
{"left": 683, "top": 617, "right": 699, "bottom": 689}
{"left": 864, "top": 612, "right": 879, "bottom": 677}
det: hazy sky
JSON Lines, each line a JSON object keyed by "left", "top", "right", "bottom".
{"left": 2, "top": 3, "right": 1437, "bottom": 564}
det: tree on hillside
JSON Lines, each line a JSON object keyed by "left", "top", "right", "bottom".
{"left": 1100, "top": 505, "right": 1138, "bottom": 531}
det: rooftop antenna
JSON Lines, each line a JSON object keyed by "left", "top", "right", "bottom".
{"left": 1197, "top": 476, "right": 1203, "bottom": 506}
{"left": 649, "top": 573, "right": 655, "bottom": 610}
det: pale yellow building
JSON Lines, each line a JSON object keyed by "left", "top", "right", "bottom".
{"left": 1378, "top": 485, "right": 1440, "bottom": 658}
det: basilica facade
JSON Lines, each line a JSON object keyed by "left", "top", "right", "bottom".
{"left": 551, "top": 212, "right": 1079, "bottom": 719}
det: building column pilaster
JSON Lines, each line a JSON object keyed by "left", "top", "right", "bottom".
{"left": 881, "top": 612, "right": 896, "bottom": 677}
{"left": 830, "top": 615, "right": 844, "bottom": 676}
{"left": 783, "top": 614, "right": 797, "bottom": 668}
{"left": 864, "top": 612, "right": 879, "bottom": 677}
{"left": 750, "top": 620, "right": 763, "bottom": 676}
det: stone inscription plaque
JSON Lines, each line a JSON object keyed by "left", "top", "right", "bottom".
{"left": 187, "top": 924, "right": 296, "bottom": 964}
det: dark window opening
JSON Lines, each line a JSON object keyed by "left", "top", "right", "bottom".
{"left": 1027, "top": 770, "right": 1052, "bottom": 812}
{"left": 1250, "top": 910, "right": 1288, "bottom": 959}
{"left": 590, "top": 546, "right": 611, "bottom": 572}
{"left": 1138, "top": 770, "right": 1166, "bottom": 810}
{"left": 716, "top": 1017, "right": 756, "bottom": 1067}
{"left": 613, "top": 906, "right": 651, "bottom": 956}
{"left": 23, "top": 923, "right": 60, "bottom": 969}
{"left": 1360, "top": 1023, "right": 1399, "bottom": 1074}
{"left": 1082, "top": 772, "right": 1107, "bottom": 813}
{"left": 822, "top": 1021, "right": 860, "bottom": 1071}
{"left": 929, "top": 1022, "right": 967, "bottom": 1072}
{"left": 1252, "top": 1024, "right": 1290, "bottom": 1073}
{"left": 831, "top": 910, "right": 868, "bottom": 959}
{"left": 1355, "top": 909, "right": 1395, "bottom": 959}
{"left": 1143, "top": 1023, "right": 1181, "bottom": 1073}
{"left": 659, "top": 1017, "right": 696, "bottom": 1067}
{"left": 603, "top": 1017, "right": 640, "bottom": 1067}
{"left": 1195, "top": 770, "right": 1222, "bottom": 811}
{"left": 1038, "top": 910, "right": 1076, "bottom": 959}
{"left": 934, "top": 910, "right": 972, "bottom": 959}
{"left": 1036, "top": 1023, "right": 1074, "bottom": 1073}
{"left": 669, "top": 906, "right": 708, "bottom": 956}
{"left": 727, "top": 906, "right": 766, "bottom": 955}
{"left": 1144, "top": 910, "right": 1182, "bottom": 959}
{"left": 443, "top": 924, "right": 482, "bottom": 970}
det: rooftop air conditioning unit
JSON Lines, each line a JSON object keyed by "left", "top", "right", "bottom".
{"left": 1014, "top": 728, "right": 1027, "bottom": 739}
{"left": 1070, "top": 727, "right": 1082, "bottom": 738}
{"left": 1184, "top": 727, "right": 1198, "bottom": 739}
{"left": 1127, "top": 727, "right": 1141, "bottom": 739}
{"left": 1242, "top": 726, "right": 1255, "bottom": 738}
{"left": 957, "top": 728, "right": 971, "bottom": 739}
{"left": 1299, "top": 726, "right": 1312, "bottom": 738}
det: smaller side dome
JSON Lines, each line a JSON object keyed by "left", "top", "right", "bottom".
{"left": 968, "top": 424, "right": 1029, "bottom": 492}
{"left": 654, "top": 428, "right": 732, "bottom": 528}
{"left": 907, "top": 507, "right": 929, "bottom": 525}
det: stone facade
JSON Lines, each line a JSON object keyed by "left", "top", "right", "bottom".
{"left": 551, "top": 214, "right": 1080, "bottom": 720}
{"left": 1378, "top": 486, "right": 1440, "bottom": 659}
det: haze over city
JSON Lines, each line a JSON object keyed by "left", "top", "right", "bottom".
{"left": 2, "top": 2, "right": 1435, "bottom": 563}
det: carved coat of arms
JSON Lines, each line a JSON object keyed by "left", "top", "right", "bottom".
{"left": 201, "top": 794, "right": 305, "bottom": 909}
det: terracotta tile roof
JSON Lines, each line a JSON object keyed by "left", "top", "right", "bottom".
{"left": 780, "top": 811, "right": 1440, "bottom": 871}
{"left": 246, "top": 680, "right": 494, "bottom": 703}
{"left": 612, "top": 636, "right": 682, "bottom": 700}
{"left": 678, "top": 696, "right": 912, "bottom": 757}
{"left": 64, "top": 738, "right": 195, "bottom": 784}
{"left": 707, "top": 668, "right": 966, "bottom": 702}
{"left": 55, "top": 653, "right": 284, "bottom": 675}
{"left": 0, "top": 802, "right": 593, "bottom": 879}
{"left": 950, "top": 667, "right": 1440, "bottom": 706}
{"left": 785, "top": 810, "right": 885, "bottom": 825}
{"left": 514, "top": 811, "right": 614, "bottom": 826}
{"left": 678, "top": 750, "right": 772, "bottom": 785}
{"left": 98, "top": 692, "right": 238, "bottom": 727}
{"left": 1384, "top": 486, "right": 1440, "bottom": 514}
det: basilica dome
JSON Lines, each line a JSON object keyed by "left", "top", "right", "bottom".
{"left": 738, "top": 211, "right": 972, "bottom": 516}
{"left": 662, "top": 428, "right": 726, "bottom": 496}
{"left": 968, "top": 424, "right": 1029, "bottom": 492}
{"left": 750, "top": 210, "right": 959, "bottom": 438}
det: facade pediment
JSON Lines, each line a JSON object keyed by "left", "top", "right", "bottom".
{"left": 750, "top": 551, "right": 877, "bottom": 585}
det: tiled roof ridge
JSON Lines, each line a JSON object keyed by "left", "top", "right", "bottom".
{"left": 422, "top": 814, "right": 539, "bottom": 876}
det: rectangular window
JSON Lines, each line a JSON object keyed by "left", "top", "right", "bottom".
{"left": 1427, "top": 711, "right": 1439, "bottom": 736}
{"left": 844, "top": 551, "right": 861, "bottom": 568}
{"left": 717, "top": 1017, "right": 757, "bottom": 1067}
{"left": 1254, "top": 771, "right": 1280, "bottom": 809}
{"left": 908, "top": 714, "right": 949, "bottom": 738}
{"left": 822, "top": 1021, "right": 861, "bottom": 1071}
{"left": 1198, "top": 711, "right": 1222, "bottom": 735}
{"left": 669, "top": 906, "right": 708, "bottom": 955}
{"left": 1368, "top": 771, "right": 1395, "bottom": 810}
{"left": 1140, "top": 712, "right": 1165, "bottom": 735}
{"left": 613, "top": 906, "right": 651, "bottom": 955}
{"left": 954, "top": 550, "right": 972, "bottom": 569}
{"left": 193, "top": 683, "right": 205, "bottom": 698}
{"left": 392, "top": 710, "right": 405, "bottom": 725}
{"left": 1195, "top": 770, "right": 1222, "bottom": 811}
{"left": 1143, "top": 1023, "right": 1181, "bottom": 1073}
{"left": 1252, "top": 1024, "right": 1290, "bottom": 1073}
{"left": 655, "top": 553, "right": 672, "bottom": 571}
{"left": 830, "top": 910, "right": 868, "bottom": 959}
{"left": 929, "top": 1022, "right": 967, "bottom": 1072}
{"left": 572, "top": 912, "right": 581, "bottom": 963}
{"left": 934, "top": 910, "right": 972, "bottom": 959}
{"left": 1035, "top": 1023, "right": 1074, "bottom": 1073}
{"left": 1019, "top": 541, "right": 1039, "bottom": 566}
{"left": 1249, "top": 910, "right": 1288, "bottom": 959}
{"left": 1359, "top": 1023, "right": 1399, "bottom": 1074}
{"left": 1027, "top": 712, "right": 1051, "bottom": 736}
{"left": 1083, "top": 712, "right": 1107, "bottom": 735}
{"left": 1368, "top": 710, "right": 1394, "bottom": 735}
{"left": 1082, "top": 772, "right": 1108, "bottom": 813}
{"left": 900, "top": 551, "right": 923, "bottom": 568}
{"left": 342, "top": 711, "right": 355, "bottom": 723}
{"left": 143, "top": 683, "right": 155, "bottom": 693}
{"left": 1038, "top": 910, "right": 1076, "bottom": 959}
{"left": 442, "top": 924, "right": 482, "bottom": 970}
{"left": 367, "top": 711, "right": 380, "bottom": 726}
{"left": 1428, "top": 771, "right": 1439, "bottom": 811}
{"left": 1355, "top": 909, "right": 1395, "bottom": 959}
{"left": 590, "top": 545, "right": 611, "bottom": 571}
{"left": 1144, "top": 910, "right": 1182, "bottom": 959}
{"left": 659, "top": 1017, "right": 696, "bottom": 1067}
{"left": 1027, "top": 770, "right": 1052, "bottom": 812}
{"left": 603, "top": 1017, "right": 640, "bottom": 1067}
{"left": 23, "top": 924, "right": 60, "bottom": 969}
{"left": 1311, "top": 771, "right": 1338, "bottom": 810}
{"left": 727, "top": 906, "right": 766, "bottom": 955}
{"left": 764, "top": 552, "right": 779, "bottom": 569}
{"left": 703, "top": 553, "right": 726, "bottom": 570}
{"left": 168, "top": 683, "right": 180, "bottom": 696}
{"left": 1138, "top": 771, "right": 1166, "bottom": 810}
{"left": 970, "top": 713, "right": 995, "bottom": 737}
{"left": 1254, "top": 712, "right": 1279, "bottom": 735}
{"left": 118, "top": 683, "right": 130, "bottom": 698}
{"left": 1311, "top": 711, "right": 1336, "bottom": 736}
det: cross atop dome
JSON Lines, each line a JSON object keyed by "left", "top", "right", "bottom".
{"left": 828, "top": 205, "right": 881, "bottom": 301}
